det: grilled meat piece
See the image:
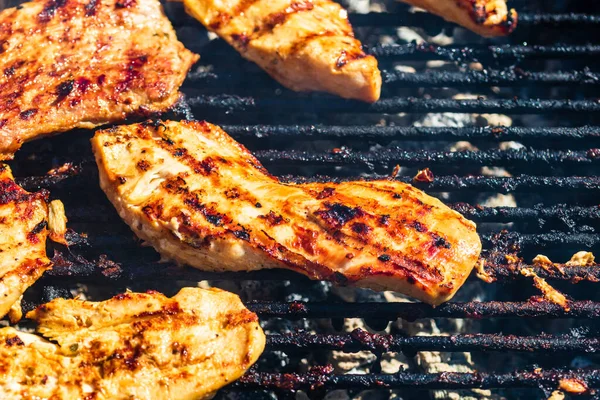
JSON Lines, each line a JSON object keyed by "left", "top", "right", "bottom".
{"left": 0, "top": 0, "right": 198, "bottom": 160}
{"left": 400, "top": 0, "right": 517, "bottom": 37}
{"left": 0, "top": 164, "right": 52, "bottom": 321}
{"left": 183, "top": 0, "right": 381, "bottom": 102}
{"left": 92, "top": 120, "right": 481, "bottom": 305}
{"left": 0, "top": 287, "right": 265, "bottom": 399}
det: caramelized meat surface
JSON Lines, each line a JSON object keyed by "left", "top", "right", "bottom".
{"left": 0, "top": 0, "right": 198, "bottom": 160}
{"left": 400, "top": 0, "right": 517, "bottom": 37}
{"left": 184, "top": 0, "right": 381, "bottom": 102}
{"left": 92, "top": 120, "right": 481, "bottom": 305}
{"left": 0, "top": 164, "right": 52, "bottom": 321}
{"left": 0, "top": 288, "right": 265, "bottom": 399}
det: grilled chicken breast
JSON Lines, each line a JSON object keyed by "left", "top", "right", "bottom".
{"left": 401, "top": 0, "right": 517, "bottom": 37}
{"left": 0, "top": 0, "right": 198, "bottom": 160}
{"left": 0, "top": 164, "right": 52, "bottom": 321}
{"left": 92, "top": 120, "right": 481, "bottom": 305}
{"left": 184, "top": 0, "right": 381, "bottom": 102}
{"left": 0, "top": 287, "right": 265, "bottom": 399}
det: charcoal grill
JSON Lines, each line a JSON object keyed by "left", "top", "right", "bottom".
{"left": 9, "top": 0, "right": 600, "bottom": 398}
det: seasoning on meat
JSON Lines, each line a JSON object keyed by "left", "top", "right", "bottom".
{"left": 0, "top": 164, "right": 52, "bottom": 321}
{"left": 399, "top": 0, "right": 518, "bottom": 37}
{"left": 0, "top": 0, "right": 198, "bottom": 160}
{"left": 183, "top": 0, "right": 381, "bottom": 102}
{"left": 0, "top": 287, "right": 265, "bottom": 399}
{"left": 92, "top": 120, "right": 482, "bottom": 306}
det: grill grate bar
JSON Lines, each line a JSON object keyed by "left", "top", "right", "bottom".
{"left": 221, "top": 125, "right": 600, "bottom": 142}
{"left": 348, "top": 12, "right": 600, "bottom": 27}
{"left": 282, "top": 175, "right": 600, "bottom": 193}
{"left": 187, "top": 95, "right": 600, "bottom": 114}
{"left": 266, "top": 330, "right": 600, "bottom": 353}
{"left": 253, "top": 148, "right": 600, "bottom": 167}
{"left": 369, "top": 43, "right": 600, "bottom": 61}
{"left": 248, "top": 300, "right": 600, "bottom": 320}
{"left": 235, "top": 369, "right": 600, "bottom": 390}
{"left": 382, "top": 69, "right": 600, "bottom": 87}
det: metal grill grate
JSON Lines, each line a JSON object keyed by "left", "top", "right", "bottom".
{"left": 12, "top": 1, "right": 600, "bottom": 398}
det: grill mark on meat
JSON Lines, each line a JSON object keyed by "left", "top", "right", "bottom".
{"left": 19, "top": 109, "right": 37, "bottom": 120}
{"left": 115, "top": 55, "right": 148, "bottom": 94}
{"left": 142, "top": 201, "right": 164, "bottom": 220}
{"left": 250, "top": 0, "right": 315, "bottom": 40}
{"left": 183, "top": 193, "right": 230, "bottom": 227}
{"left": 55, "top": 80, "right": 75, "bottom": 103}
{"left": 233, "top": 0, "right": 260, "bottom": 17}
{"left": 85, "top": 0, "right": 99, "bottom": 15}
{"left": 314, "top": 202, "right": 364, "bottom": 228}
{"left": 27, "top": 220, "right": 48, "bottom": 243}
{"left": 5, "top": 335, "right": 24, "bottom": 347}
{"left": 292, "top": 226, "right": 318, "bottom": 255}
{"left": 38, "top": 0, "right": 68, "bottom": 22}
{"left": 315, "top": 187, "right": 335, "bottom": 199}
{"left": 335, "top": 49, "right": 367, "bottom": 69}
{"left": 208, "top": 12, "right": 231, "bottom": 30}
{"left": 259, "top": 211, "right": 285, "bottom": 226}
{"left": 231, "top": 34, "right": 250, "bottom": 49}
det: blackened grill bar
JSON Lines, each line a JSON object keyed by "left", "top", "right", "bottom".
{"left": 187, "top": 95, "right": 600, "bottom": 114}
{"left": 266, "top": 331, "right": 600, "bottom": 353}
{"left": 234, "top": 370, "right": 600, "bottom": 391}
{"left": 368, "top": 43, "right": 600, "bottom": 61}
{"left": 382, "top": 69, "right": 600, "bottom": 87}
{"left": 248, "top": 301, "right": 600, "bottom": 320}
{"left": 252, "top": 148, "right": 600, "bottom": 167}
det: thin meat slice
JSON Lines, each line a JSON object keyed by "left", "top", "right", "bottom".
{"left": 184, "top": 0, "right": 381, "bottom": 102}
{"left": 0, "top": 0, "right": 198, "bottom": 159}
{"left": 92, "top": 120, "right": 482, "bottom": 305}
{"left": 0, "top": 287, "right": 265, "bottom": 400}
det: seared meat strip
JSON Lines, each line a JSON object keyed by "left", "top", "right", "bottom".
{"left": 0, "top": 287, "right": 265, "bottom": 399}
{"left": 0, "top": 164, "right": 52, "bottom": 321}
{"left": 92, "top": 120, "right": 482, "bottom": 305}
{"left": 400, "top": 0, "right": 517, "bottom": 37}
{"left": 184, "top": 0, "right": 381, "bottom": 102}
{"left": 0, "top": 0, "right": 198, "bottom": 160}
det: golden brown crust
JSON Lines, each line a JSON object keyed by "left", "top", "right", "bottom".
{"left": 0, "top": 287, "right": 265, "bottom": 399}
{"left": 92, "top": 120, "right": 482, "bottom": 305}
{"left": 0, "top": 0, "right": 198, "bottom": 160}
{"left": 401, "top": 0, "right": 517, "bottom": 37}
{"left": 0, "top": 164, "right": 52, "bottom": 320}
{"left": 184, "top": 0, "right": 381, "bottom": 102}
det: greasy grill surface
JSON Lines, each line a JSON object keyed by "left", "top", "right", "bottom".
{"left": 9, "top": 1, "right": 600, "bottom": 398}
